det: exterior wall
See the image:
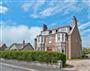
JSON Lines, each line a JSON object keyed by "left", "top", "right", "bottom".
{"left": 35, "top": 29, "right": 69, "bottom": 53}
{"left": 9, "top": 45, "right": 18, "bottom": 50}
{"left": 45, "top": 34, "right": 56, "bottom": 51}
{"left": 68, "top": 24, "right": 82, "bottom": 59}
{"left": 36, "top": 32, "right": 68, "bottom": 53}
{"left": 0, "top": 44, "right": 7, "bottom": 51}
{"left": 36, "top": 36, "right": 45, "bottom": 51}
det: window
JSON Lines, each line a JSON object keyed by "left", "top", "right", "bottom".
{"left": 38, "top": 36, "right": 44, "bottom": 43}
{"left": 57, "top": 33, "right": 62, "bottom": 42}
{"left": 38, "top": 37, "right": 40, "bottom": 42}
{"left": 41, "top": 37, "right": 44, "bottom": 42}
{"left": 62, "top": 33, "right": 65, "bottom": 42}
{"left": 56, "top": 29, "right": 58, "bottom": 33}
{"left": 57, "top": 33, "right": 60, "bottom": 41}
{"left": 57, "top": 47, "right": 62, "bottom": 52}
{"left": 57, "top": 33, "right": 66, "bottom": 42}
{"left": 49, "top": 30, "right": 52, "bottom": 34}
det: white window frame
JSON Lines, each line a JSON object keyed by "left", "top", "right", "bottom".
{"left": 56, "top": 33, "right": 62, "bottom": 42}
{"left": 38, "top": 36, "right": 44, "bottom": 44}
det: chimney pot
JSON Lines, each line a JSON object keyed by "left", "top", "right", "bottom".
{"left": 23, "top": 40, "right": 25, "bottom": 48}
{"left": 43, "top": 24, "right": 48, "bottom": 31}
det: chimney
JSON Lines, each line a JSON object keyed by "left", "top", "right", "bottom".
{"left": 23, "top": 40, "right": 25, "bottom": 48}
{"left": 43, "top": 24, "right": 48, "bottom": 31}
{"left": 34, "top": 38, "right": 37, "bottom": 50}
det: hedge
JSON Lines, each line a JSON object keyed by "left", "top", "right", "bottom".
{"left": 0, "top": 51, "right": 66, "bottom": 65}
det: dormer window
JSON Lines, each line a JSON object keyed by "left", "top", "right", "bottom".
{"left": 56, "top": 29, "right": 58, "bottom": 33}
{"left": 49, "top": 30, "right": 52, "bottom": 34}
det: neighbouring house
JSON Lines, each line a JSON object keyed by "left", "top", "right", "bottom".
{"left": 35, "top": 16, "right": 82, "bottom": 59}
{"left": 0, "top": 43, "right": 7, "bottom": 51}
{"left": 86, "top": 54, "right": 90, "bottom": 59}
{"left": 9, "top": 40, "right": 34, "bottom": 50}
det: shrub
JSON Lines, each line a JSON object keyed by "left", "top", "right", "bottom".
{"left": 0, "top": 51, "right": 66, "bottom": 65}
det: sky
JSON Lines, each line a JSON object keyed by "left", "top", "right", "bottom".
{"left": 0, "top": 0, "right": 90, "bottom": 48}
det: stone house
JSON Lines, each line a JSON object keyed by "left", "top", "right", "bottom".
{"left": 9, "top": 40, "right": 34, "bottom": 50}
{"left": 35, "top": 16, "right": 82, "bottom": 59}
{"left": 0, "top": 43, "right": 7, "bottom": 51}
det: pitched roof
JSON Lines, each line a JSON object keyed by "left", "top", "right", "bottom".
{"left": 0, "top": 43, "right": 7, "bottom": 48}
{"left": 9, "top": 43, "right": 33, "bottom": 50}
{"left": 22, "top": 43, "right": 34, "bottom": 50}
{"left": 42, "top": 25, "right": 71, "bottom": 32}
{"left": 0, "top": 44, "right": 3, "bottom": 47}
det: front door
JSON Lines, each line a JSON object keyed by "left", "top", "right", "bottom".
{"left": 47, "top": 47, "right": 52, "bottom": 51}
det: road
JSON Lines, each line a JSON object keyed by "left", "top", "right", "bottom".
{"left": 0, "top": 63, "right": 29, "bottom": 71}
{"left": 0, "top": 60, "right": 73, "bottom": 71}
{"left": 0, "top": 59, "right": 89, "bottom": 71}
{"left": 0, "top": 62, "right": 69, "bottom": 71}
{"left": 0, "top": 58, "right": 75, "bottom": 71}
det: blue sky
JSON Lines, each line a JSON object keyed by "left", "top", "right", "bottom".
{"left": 0, "top": 0, "right": 90, "bottom": 47}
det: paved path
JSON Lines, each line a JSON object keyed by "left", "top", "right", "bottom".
{"left": 64, "top": 59, "right": 90, "bottom": 71}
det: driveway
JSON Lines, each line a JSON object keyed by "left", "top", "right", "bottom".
{"left": 64, "top": 59, "right": 90, "bottom": 71}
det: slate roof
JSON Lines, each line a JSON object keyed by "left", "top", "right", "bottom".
{"left": 9, "top": 43, "right": 33, "bottom": 50}
{"left": 0, "top": 44, "right": 3, "bottom": 47}
{"left": 0, "top": 43, "right": 7, "bottom": 48}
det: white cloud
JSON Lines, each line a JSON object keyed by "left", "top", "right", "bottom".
{"left": 0, "top": 5, "right": 8, "bottom": 14}
{"left": 39, "top": 7, "right": 58, "bottom": 17}
{"left": 81, "top": 29, "right": 90, "bottom": 36}
{"left": 21, "top": 1, "right": 35, "bottom": 12}
{"left": 21, "top": 0, "right": 90, "bottom": 18}
{"left": 78, "top": 21, "right": 90, "bottom": 47}
{"left": 82, "top": 35, "right": 90, "bottom": 47}
{"left": 0, "top": 24, "right": 42, "bottom": 47}
{"left": 79, "top": 22, "right": 90, "bottom": 30}
{"left": 21, "top": 0, "right": 45, "bottom": 12}
{"left": 39, "top": 1, "right": 84, "bottom": 17}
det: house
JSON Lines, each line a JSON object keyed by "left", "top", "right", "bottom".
{"left": 9, "top": 40, "right": 34, "bottom": 50}
{"left": 35, "top": 16, "right": 82, "bottom": 59}
{"left": 0, "top": 43, "right": 7, "bottom": 51}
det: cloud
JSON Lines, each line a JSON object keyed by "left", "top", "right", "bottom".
{"left": 0, "top": 24, "right": 42, "bottom": 47}
{"left": 21, "top": 0, "right": 45, "bottom": 12}
{"left": 78, "top": 21, "right": 90, "bottom": 47}
{"left": 39, "top": 1, "right": 84, "bottom": 17}
{"left": 21, "top": 0, "right": 87, "bottom": 18}
{"left": 81, "top": 29, "right": 90, "bottom": 36}
{"left": 0, "top": 5, "right": 8, "bottom": 14}
{"left": 78, "top": 21, "right": 90, "bottom": 36}
{"left": 79, "top": 22, "right": 90, "bottom": 30}
{"left": 21, "top": 1, "right": 35, "bottom": 12}
{"left": 39, "top": 7, "right": 58, "bottom": 17}
{"left": 82, "top": 35, "right": 90, "bottom": 47}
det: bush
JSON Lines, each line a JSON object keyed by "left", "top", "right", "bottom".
{"left": 0, "top": 51, "right": 66, "bottom": 65}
